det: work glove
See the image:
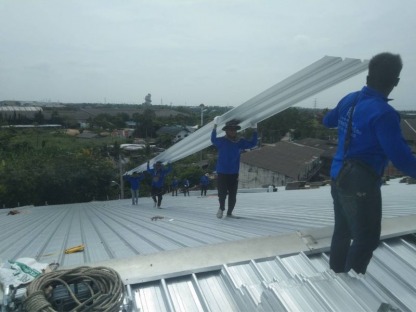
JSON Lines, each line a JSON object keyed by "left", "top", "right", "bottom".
{"left": 213, "top": 116, "right": 221, "bottom": 129}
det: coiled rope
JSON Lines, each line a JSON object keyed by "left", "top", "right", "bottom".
{"left": 24, "top": 266, "right": 124, "bottom": 312}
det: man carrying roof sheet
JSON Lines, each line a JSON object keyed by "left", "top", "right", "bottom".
{"left": 211, "top": 117, "right": 258, "bottom": 219}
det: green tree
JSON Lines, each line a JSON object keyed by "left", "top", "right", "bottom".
{"left": 133, "top": 109, "right": 156, "bottom": 138}
{"left": 0, "top": 129, "right": 120, "bottom": 208}
{"left": 91, "top": 113, "right": 116, "bottom": 130}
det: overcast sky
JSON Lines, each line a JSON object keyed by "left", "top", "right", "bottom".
{"left": 1, "top": 0, "right": 415, "bottom": 110}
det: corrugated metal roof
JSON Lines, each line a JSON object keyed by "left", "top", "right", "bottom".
{"left": 0, "top": 106, "right": 42, "bottom": 112}
{"left": 129, "top": 239, "right": 416, "bottom": 311}
{"left": 1, "top": 179, "right": 412, "bottom": 268}
{"left": 1, "top": 178, "right": 415, "bottom": 311}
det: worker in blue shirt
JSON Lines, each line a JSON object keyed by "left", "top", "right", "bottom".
{"left": 123, "top": 171, "right": 144, "bottom": 205}
{"left": 171, "top": 176, "right": 179, "bottom": 196}
{"left": 199, "top": 173, "right": 210, "bottom": 197}
{"left": 211, "top": 118, "right": 257, "bottom": 219}
{"left": 147, "top": 161, "right": 172, "bottom": 209}
{"left": 182, "top": 178, "right": 190, "bottom": 196}
{"left": 323, "top": 52, "right": 416, "bottom": 274}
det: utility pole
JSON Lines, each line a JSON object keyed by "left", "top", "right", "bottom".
{"left": 199, "top": 103, "right": 205, "bottom": 161}
{"left": 199, "top": 103, "right": 205, "bottom": 127}
{"left": 119, "top": 153, "right": 124, "bottom": 199}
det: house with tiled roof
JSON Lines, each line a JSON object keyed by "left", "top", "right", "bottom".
{"left": 400, "top": 118, "right": 416, "bottom": 145}
{"left": 296, "top": 138, "right": 338, "bottom": 178}
{"left": 239, "top": 141, "right": 325, "bottom": 188}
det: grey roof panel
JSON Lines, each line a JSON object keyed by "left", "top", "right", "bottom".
{"left": 128, "top": 238, "right": 416, "bottom": 311}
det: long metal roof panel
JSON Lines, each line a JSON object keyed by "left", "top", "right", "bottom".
{"left": 126, "top": 55, "right": 368, "bottom": 174}
{"left": 129, "top": 238, "right": 416, "bottom": 311}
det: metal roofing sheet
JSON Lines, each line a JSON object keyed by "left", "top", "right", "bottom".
{"left": 129, "top": 239, "right": 416, "bottom": 311}
{"left": 126, "top": 56, "right": 368, "bottom": 174}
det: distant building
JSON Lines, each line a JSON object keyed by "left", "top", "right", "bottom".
{"left": 400, "top": 118, "right": 416, "bottom": 145}
{"left": 382, "top": 118, "right": 416, "bottom": 177}
{"left": 156, "top": 125, "right": 196, "bottom": 143}
{"left": 125, "top": 121, "right": 138, "bottom": 127}
{"left": 0, "top": 106, "right": 43, "bottom": 119}
{"left": 295, "top": 138, "right": 337, "bottom": 178}
{"left": 77, "top": 131, "right": 99, "bottom": 139}
{"left": 112, "top": 128, "right": 135, "bottom": 138}
{"left": 239, "top": 141, "right": 325, "bottom": 188}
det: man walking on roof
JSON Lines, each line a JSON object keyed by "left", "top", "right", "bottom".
{"left": 211, "top": 118, "right": 258, "bottom": 219}
{"left": 124, "top": 171, "right": 144, "bottom": 205}
{"left": 322, "top": 52, "right": 416, "bottom": 274}
{"left": 182, "top": 178, "right": 190, "bottom": 196}
{"left": 200, "top": 173, "right": 210, "bottom": 197}
{"left": 147, "top": 161, "right": 172, "bottom": 209}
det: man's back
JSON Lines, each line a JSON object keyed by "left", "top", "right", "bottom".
{"left": 323, "top": 52, "right": 416, "bottom": 274}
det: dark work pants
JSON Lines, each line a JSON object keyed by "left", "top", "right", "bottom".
{"left": 201, "top": 185, "right": 207, "bottom": 196}
{"left": 329, "top": 170, "right": 381, "bottom": 274}
{"left": 217, "top": 173, "right": 239, "bottom": 215}
{"left": 151, "top": 186, "right": 163, "bottom": 207}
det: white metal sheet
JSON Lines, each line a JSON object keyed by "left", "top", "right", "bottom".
{"left": 126, "top": 56, "right": 368, "bottom": 174}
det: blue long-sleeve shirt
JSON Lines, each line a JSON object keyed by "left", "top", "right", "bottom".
{"left": 211, "top": 129, "right": 258, "bottom": 174}
{"left": 171, "top": 179, "right": 179, "bottom": 188}
{"left": 323, "top": 86, "right": 416, "bottom": 179}
{"left": 147, "top": 163, "right": 172, "bottom": 188}
{"left": 200, "top": 175, "right": 210, "bottom": 186}
{"left": 124, "top": 174, "right": 144, "bottom": 190}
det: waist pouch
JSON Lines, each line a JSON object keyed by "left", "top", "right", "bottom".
{"left": 335, "top": 159, "right": 381, "bottom": 192}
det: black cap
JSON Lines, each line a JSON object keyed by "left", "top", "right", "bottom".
{"left": 222, "top": 119, "right": 241, "bottom": 131}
